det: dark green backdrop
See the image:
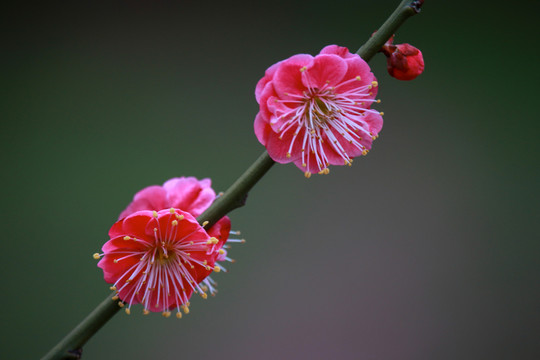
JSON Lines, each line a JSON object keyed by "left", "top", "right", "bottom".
{"left": 2, "top": 1, "right": 538, "bottom": 359}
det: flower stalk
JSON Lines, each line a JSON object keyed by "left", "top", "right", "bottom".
{"left": 41, "top": 1, "right": 424, "bottom": 359}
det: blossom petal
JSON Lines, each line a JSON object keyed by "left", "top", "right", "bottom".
{"left": 163, "top": 177, "right": 215, "bottom": 217}
{"left": 109, "top": 211, "right": 154, "bottom": 239}
{"left": 319, "top": 45, "right": 356, "bottom": 59}
{"left": 118, "top": 186, "right": 167, "bottom": 220}
{"left": 254, "top": 112, "right": 271, "bottom": 145}
{"left": 102, "top": 235, "right": 149, "bottom": 253}
{"left": 266, "top": 126, "right": 304, "bottom": 163}
{"left": 272, "top": 54, "right": 313, "bottom": 98}
{"left": 302, "top": 54, "right": 347, "bottom": 89}
{"left": 255, "top": 61, "right": 280, "bottom": 103}
{"left": 98, "top": 254, "right": 140, "bottom": 284}
{"left": 363, "top": 111, "right": 384, "bottom": 135}
{"left": 207, "top": 216, "right": 231, "bottom": 249}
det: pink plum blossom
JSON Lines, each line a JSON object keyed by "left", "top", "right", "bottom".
{"left": 97, "top": 209, "right": 228, "bottom": 317}
{"left": 96, "top": 177, "right": 241, "bottom": 316}
{"left": 254, "top": 45, "right": 383, "bottom": 177}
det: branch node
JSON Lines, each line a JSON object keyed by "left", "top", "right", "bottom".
{"left": 409, "top": 0, "right": 424, "bottom": 13}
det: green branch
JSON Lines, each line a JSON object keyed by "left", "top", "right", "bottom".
{"left": 41, "top": 294, "right": 123, "bottom": 360}
{"left": 41, "top": 1, "right": 424, "bottom": 358}
{"left": 356, "top": 0, "right": 424, "bottom": 61}
{"left": 197, "top": 151, "right": 275, "bottom": 228}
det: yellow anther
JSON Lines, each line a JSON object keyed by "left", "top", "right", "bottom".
{"left": 212, "top": 237, "right": 219, "bottom": 244}
{"left": 162, "top": 311, "right": 171, "bottom": 318}
{"left": 112, "top": 295, "right": 119, "bottom": 301}
{"left": 113, "top": 259, "right": 118, "bottom": 263}
{"left": 153, "top": 228, "right": 158, "bottom": 233}
{"left": 118, "top": 301, "right": 124, "bottom": 308}
{"left": 302, "top": 163, "right": 307, "bottom": 167}
{"left": 152, "top": 210, "right": 158, "bottom": 218}
{"left": 169, "top": 208, "right": 175, "bottom": 214}
{"left": 190, "top": 241, "right": 194, "bottom": 245}
{"left": 92, "top": 253, "right": 100, "bottom": 260}
{"left": 218, "top": 249, "right": 225, "bottom": 255}
{"left": 371, "top": 81, "right": 378, "bottom": 87}
{"left": 125, "top": 308, "right": 131, "bottom": 315}
{"left": 203, "top": 260, "right": 208, "bottom": 265}
{"left": 376, "top": 99, "right": 381, "bottom": 103}
{"left": 304, "top": 171, "right": 312, "bottom": 179}
{"left": 175, "top": 214, "right": 184, "bottom": 220}
{"left": 143, "top": 309, "right": 150, "bottom": 315}
{"left": 214, "top": 266, "right": 221, "bottom": 272}
{"left": 286, "top": 152, "right": 291, "bottom": 158}
{"left": 379, "top": 112, "right": 384, "bottom": 116}
{"left": 172, "top": 220, "right": 178, "bottom": 226}
{"left": 362, "top": 150, "right": 368, "bottom": 156}
{"left": 300, "top": 66, "right": 307, "bottom": 72}
{"left": 202, "top": 221, "right": 209, "bottom": 227}
{"left": 109, "top": 286, "right": 116, "bottom": 291}
{"left": 176, "top": 312, "right": 182, "bottom": 319}
{"left": 182, "top": 305, "right": 190, "bottom": 314}
{"left": 201, "top": 292, "right": 208, "bottom": 299}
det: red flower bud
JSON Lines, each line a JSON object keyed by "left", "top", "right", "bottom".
{"left": 381, "top": 41, "right": 424, "bottom": 81}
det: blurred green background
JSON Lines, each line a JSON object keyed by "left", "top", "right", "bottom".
{"left": 2, "top": 1, "right": 539, "bottom": 359}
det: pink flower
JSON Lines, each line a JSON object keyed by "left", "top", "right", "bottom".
{"left": 96, "top": 208, "right": 229, "bottom": 317}
{"left": 96, "top": 177, "right": 239, "bottom": 315}
{"left": 119, "top": 177, "right": 216, "bottom": 220}
{"left": 254, "top": 45, "right": 383, "bottom": 177}
{"left": 381, "top": 36, "right": 424, "bottom": 81}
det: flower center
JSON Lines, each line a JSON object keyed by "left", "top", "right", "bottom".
{"left": 156, "top": 243, "right": 176, "bottom": 265}
{"left": 307, "top": 89, "right": 337, "bottom": 129}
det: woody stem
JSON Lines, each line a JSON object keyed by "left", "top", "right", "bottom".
{"left": 41, "top": 1, "right": 424, "bottom": 359}
{"left": 356, "top": 0, "right": 424, "bottom": 61}
{"left": 197, "top": 151, "right": 275, "bottom": 228}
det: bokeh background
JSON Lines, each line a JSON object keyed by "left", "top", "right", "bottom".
{"left": 2, "top": 1, "right": 539, "bottom": 359}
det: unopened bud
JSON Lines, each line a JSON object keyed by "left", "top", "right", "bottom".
{"left": 382, "top": 42, "right": 424, "bottom": 81}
